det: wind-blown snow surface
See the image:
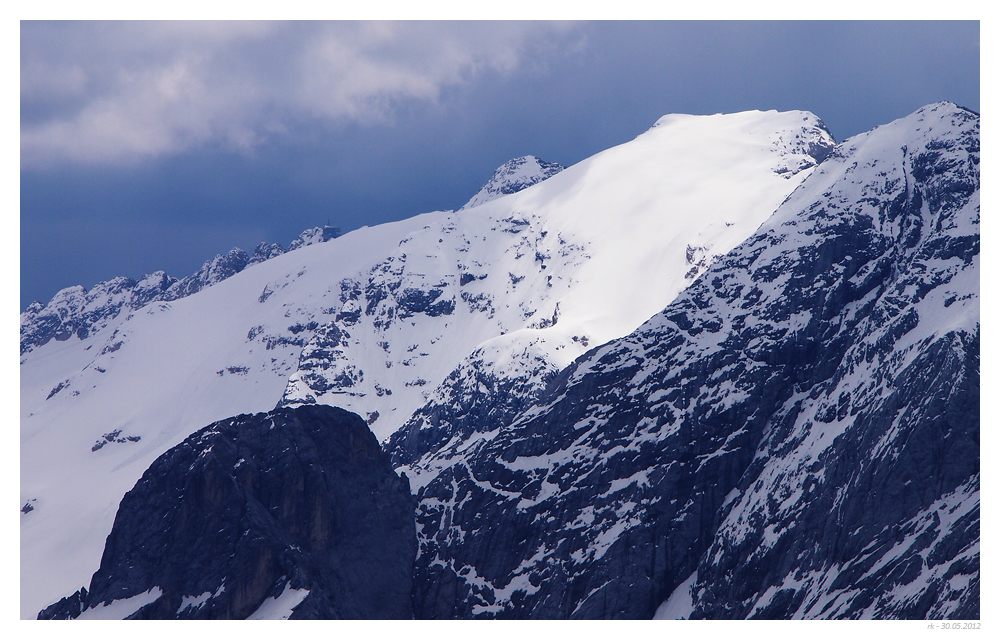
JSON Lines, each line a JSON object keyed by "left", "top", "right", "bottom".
{"left": 391, "top": 102, "right": 978, "bottom": 619}
{"left": 21, "top": 109, "right": 832, "bottom": 618}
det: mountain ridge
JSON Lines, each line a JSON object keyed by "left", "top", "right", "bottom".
{"left": 391, "top": 101, "right": 979, "bottom": 619}
{"left": 20, "top": 152, "right": 573, "bottom": 355}
{"left": 19, "top": 224, "right": 343, "bottom": 356}
{"left": 22, "top": 108, "right": 833, "bottom": 618}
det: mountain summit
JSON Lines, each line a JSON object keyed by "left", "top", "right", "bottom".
{"left": 460, "top": 155, "right": 565, "bottom": 210}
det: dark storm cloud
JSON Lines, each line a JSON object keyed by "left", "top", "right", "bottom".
{"left": 20, "top": 21, "right": 979, "bottom": 309}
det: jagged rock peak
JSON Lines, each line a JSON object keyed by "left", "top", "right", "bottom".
{"left": 460, "top": 155, "right": 565, "bottom": 210}
{"left": 288, "top": 225, "right": 341, "bottom": 252}
{"left": 19, "top": 272, "right": 177, "bottom": 355}
{"left": 249, "top": 241, "right": 285, "bottom": 265}
{"left": 160, "top": 247, "right": 250, "bottom": 301}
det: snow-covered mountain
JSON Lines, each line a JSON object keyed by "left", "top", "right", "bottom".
{"left": 22, "top": 103, "right": 977, "bottom": 620}
{"left": 389, "top": 102, "right": 979, "bottom": 618}
{"left": 21, "top": 108, "right": 833, "bottom": 619}
{"left": 459, "top": 155, "right": 564, "bottom": 210}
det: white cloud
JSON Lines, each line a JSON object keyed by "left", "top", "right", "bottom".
{"left": 20, "top": 21, "right": 581, "bottom": 167}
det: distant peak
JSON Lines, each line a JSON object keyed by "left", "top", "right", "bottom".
{"left": 287, "top": 225, "right": 342, "bottom": 252}
{"left": 913, "top": 100, "right": 979, "bottom": 120}
{"left": 460, "top": 156, "right": 564, "bottom": 210}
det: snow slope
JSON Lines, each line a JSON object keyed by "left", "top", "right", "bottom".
{"left": 20, "top": 109, "right": 832, "bottom": 618}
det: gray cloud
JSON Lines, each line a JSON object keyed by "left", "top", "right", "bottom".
{"left": 21, "top": 21, "right": 581, "bottom": 166}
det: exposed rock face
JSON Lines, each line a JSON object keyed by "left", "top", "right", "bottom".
{"left": 388, "top": 343, "right": 561, "bottom": 468}
{"left": 394, "top": 102, "right": 979, "bottom": 619}
{"left": 250, "top": 241, "right": 286, "bottom": 265}
{"left": 39, "top": 405, "right": 415, "bottom": 619}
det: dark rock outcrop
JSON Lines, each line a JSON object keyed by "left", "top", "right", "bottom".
{"left": 39, "top": 405, "right": 415, "bottom": 619}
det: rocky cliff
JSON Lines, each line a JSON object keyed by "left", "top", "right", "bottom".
{"left": 39, "top": 405, "right": 415, "bottom": 619}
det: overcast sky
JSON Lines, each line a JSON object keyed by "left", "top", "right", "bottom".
{"left": 20, "top": 20, "right": 980, "bottom": 309}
